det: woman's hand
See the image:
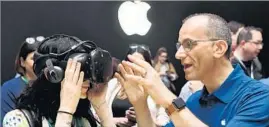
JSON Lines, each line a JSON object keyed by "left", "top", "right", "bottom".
{"left": 88, "top": 82, "right": 116, "bottom": 127}
{"left": 58, "top": 59, "right": 84, "bottom": 114}
{"left": 88, "top": 82, "right": 108, "bottom": 109}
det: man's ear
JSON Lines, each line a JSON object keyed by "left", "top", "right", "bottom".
{"left": 213, "top": 40, "right": 228, "bottom": 58}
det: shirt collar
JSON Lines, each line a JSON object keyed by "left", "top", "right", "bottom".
{"left": 213, "top": 64, "right": 249, "bottom": 103}
{"left": 200, "top": 64, "right": 248, "bottom": 104}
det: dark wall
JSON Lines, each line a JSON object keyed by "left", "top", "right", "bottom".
{"left": 2, "top": 1, "right": 269, "bottom": 94}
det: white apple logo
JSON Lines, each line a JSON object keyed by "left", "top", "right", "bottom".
{"left": 118, "top": 1, "right": 152, "bottom": 36}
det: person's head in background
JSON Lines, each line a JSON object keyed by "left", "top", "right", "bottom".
{"left": 15, "top": 36, "right": 45, "bottom": 81}
{"left": 175, "top": 13, "right": 232, "bottom": 83}
{"left": 117, "top": 44, "right": 152, "bottom": 100}
{"left": 228, "top": 21, "right": 245, "bottom": 51}
{"left": 125, "top": 44, "right": 152, "bottom": 65}
{"left": 235, "top": 26, "right": 263, "bottom": 61}
{"left": 154, "top": 47, "right": 169, "bottom": 64}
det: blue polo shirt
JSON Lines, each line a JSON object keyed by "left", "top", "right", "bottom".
{"left": 1, "top": 77, "right": 27, "bottom": 125}
{"left": 164, "top": 64, "right": 269, "bottom": 127}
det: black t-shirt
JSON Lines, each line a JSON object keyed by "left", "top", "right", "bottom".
{"left": 112, "top": 98, "right": 132, "bottom": 117}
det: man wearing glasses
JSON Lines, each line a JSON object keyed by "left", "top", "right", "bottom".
{"left": 115, "top": 13, "right": 269, "bottom": 127}
{"left": 232, "top": 27, "right": 264, "bottom": 80}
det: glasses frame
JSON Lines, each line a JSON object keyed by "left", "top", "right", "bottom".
{"left": 176, "top": 38, "right": 222, "bottom": 52}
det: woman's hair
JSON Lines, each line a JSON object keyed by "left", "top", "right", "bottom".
{"left": 125, "top": 44, "right": 152, "bottom": 65}
{"left": 15, "top": 36, "right": 44, "bottom": 76}
{"left": 16, "top": 34, "right": 97, "bottom": 126}
{"left": 153, "top": 47, "right": 169, "bottom": 64}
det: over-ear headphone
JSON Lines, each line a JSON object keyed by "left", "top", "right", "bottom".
{"left": 33, "top": 34, "right": 113, "bottom": 84}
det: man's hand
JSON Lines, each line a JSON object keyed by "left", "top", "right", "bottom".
{"left": 121, "top": 55, "right": 177, "bottom": 108}
{"left": 114, "top": 62, "right": 148, "bottom": 106}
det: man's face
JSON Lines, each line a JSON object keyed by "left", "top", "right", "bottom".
{"left": 242, "top": 30, "right": 263, "bottom": 60}
{"left": 175, "top": 18, "right": 215, "bottom": 80}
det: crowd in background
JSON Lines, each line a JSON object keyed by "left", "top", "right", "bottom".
{"left": 1, "top": 13, "right": 269, "bottom": 127}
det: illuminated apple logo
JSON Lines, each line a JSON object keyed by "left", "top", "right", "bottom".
{"left": 118, "top": 1, "right": 152, "bottom": 36}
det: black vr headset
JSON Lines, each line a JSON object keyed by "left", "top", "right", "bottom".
{"left": 33, "top": 34, "right": 113, "bottom": 85}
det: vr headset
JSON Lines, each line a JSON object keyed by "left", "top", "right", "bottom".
{"left": 33, "top": 34, "right": 113, "bottom": 85}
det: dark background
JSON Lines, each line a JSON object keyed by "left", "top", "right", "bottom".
{"left": 2, "top": 1, "right": 269, "bottom": 95}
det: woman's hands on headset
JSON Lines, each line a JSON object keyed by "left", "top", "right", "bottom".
{"left": 58, "top": 58, "right": 84, "bottom": 114}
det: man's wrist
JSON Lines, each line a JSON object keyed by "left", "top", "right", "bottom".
{"left": 132, "top": 98, "right": 148, "bottom": 108}
{"left": 163, "top": 94, "right": 177, "bottom": 108}
{"left": 165, "top": 97, "right": 186, "bottom": 116}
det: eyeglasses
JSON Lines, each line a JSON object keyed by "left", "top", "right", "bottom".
{"left": 25, "top": 36, "right": 45, "bottom": 44}
{"left": 176, "top": 38, "right": 221, "bottom": 52}
{"left": 249, "top": 41, "right": 263, "bottom": 48}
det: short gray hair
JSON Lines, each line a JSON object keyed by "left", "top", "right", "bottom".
{"left": 183, "top": 13, "right": 232, "bottom": 58}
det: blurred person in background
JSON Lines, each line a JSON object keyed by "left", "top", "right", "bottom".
{"left": 228, "top": 21, "right": 245, "bottom": 53}
{"left": 1, "top": 36, "right": 44, "bottom": 124}
{"left": 153, "top": 47, "right": 178, "bottom": 93}
{"left": 232, "top": 26, "right": 264, "bottom": 79}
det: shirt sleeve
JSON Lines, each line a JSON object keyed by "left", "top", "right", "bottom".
{"left": 178, "top": 82, "right": 192, "bottom": 102}
{"left": 226, "top": 86, "right": 269, "bottom": 127}
{"left": 162, "top": 121, "right": 175, "bottom": 127}
{"left": 1, "top": 84, "right": 17, "bottom": 125}
{"left": 3, "top": 110, "right": 30, "bottom": 127}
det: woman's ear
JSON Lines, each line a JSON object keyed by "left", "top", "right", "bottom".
{"left": 20, "top": 57, "right": 26, "bottom": 67}
{"left": 213, "top": 40, "right": 228, "bottom": 58}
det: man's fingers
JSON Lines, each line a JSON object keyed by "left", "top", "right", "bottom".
{"left": 125, "top": 74, "right": 147, "bottom": 86}
{"left": 114, "top": 73, "right": 126, "bottom": 88}
{"left": 127, "top": 54, "right": 151, "bottom": 69}
{"left": 123, "top": 61, "right": 146, "bottom": 77}
{"left": 122, "top": 61, "right": 134, "bottom": 75}
{"left": 118, "top": 64, "right": 127, "bottom": 78}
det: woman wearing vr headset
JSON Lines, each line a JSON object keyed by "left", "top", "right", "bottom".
{"left": 3, "top": 34, "right": 116, "bottom": 127}
{"left": 112, "top": 44, "right": 170, "bottom": 127}
{"left": 1, "top": 36, "right": 44, "bottom": 125}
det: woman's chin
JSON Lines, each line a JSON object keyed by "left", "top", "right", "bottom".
{"left": 80, "top": 93, "right": 87, "bottom": 99}
{"left": 80, "top": 88, "right": 88, "bottom": 99}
